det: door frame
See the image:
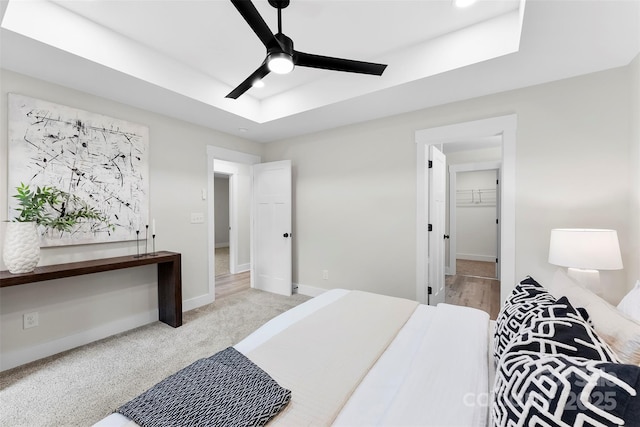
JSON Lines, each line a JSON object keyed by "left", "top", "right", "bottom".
{"left": 415, "top": 114, "right": 516, "bottom": 305}
{"left": 448, "top": 162, "right": 501, "bottom": 277}
{"left": 206, "top": 146, "right": 261, "bottom": 302}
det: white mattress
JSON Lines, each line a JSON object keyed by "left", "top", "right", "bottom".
{"left": 96, "top": 289, "right": 491, "bottom": 427}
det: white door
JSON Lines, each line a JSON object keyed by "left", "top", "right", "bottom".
{"left": 428, "top": 146, "right": 446, "bottom": 305}
{"left": 252, "top": 160, "right": 292, "bottom": 296}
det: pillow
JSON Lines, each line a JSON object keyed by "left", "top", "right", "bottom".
{"left": 493, "top": 352, "right": 640, "bottom": 426}
{"left": 494, "top": 277, "right": 557, "bottom": 360}
{"left": 505, "top": 296, "right": 619, "bottom": 363}
{"left": 618, "top": 280, "right": 640, "bottom": 322}
{"left": 548, "top": 269, "right": 640, "bottom": 366}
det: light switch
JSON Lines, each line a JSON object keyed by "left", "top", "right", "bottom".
{"left": 190, "top": 212, "right": 205, "bottom": 224}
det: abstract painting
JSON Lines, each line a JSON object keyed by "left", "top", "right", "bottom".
{"left": 7, "top": 94, "right": 149, "bottom": 246}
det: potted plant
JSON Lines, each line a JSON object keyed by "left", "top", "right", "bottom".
{"left": 3, "top": 183, "right": 114, "bottom": 273}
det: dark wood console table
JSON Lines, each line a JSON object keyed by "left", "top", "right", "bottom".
{"left": 0, "top": 251, "right": 182, "bottom": 327}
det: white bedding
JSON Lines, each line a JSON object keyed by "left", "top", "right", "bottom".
{"left": 95, "top": 289, "right": 491, "bottom": 427}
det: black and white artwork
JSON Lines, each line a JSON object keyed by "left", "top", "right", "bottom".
{"left": 7, "top": 94, "right": 149, "bottom": 246}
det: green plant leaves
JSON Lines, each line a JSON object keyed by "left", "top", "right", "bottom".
{"left": 11, "top": 183, "right": 115, "bottom": 233}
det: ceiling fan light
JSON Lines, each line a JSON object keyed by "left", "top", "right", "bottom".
{"left": 267, "top": 52, "right": 294, "bottom": 74}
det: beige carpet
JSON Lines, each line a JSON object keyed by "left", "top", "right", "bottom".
{"left": 0, "top": 289, "right": 310, "bottom": 426}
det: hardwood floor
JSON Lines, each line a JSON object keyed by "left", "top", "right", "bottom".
{"left": 446, "top": 260, "right": 500, "bottom": 320}
{"left": 455, "top": 259, "right": 497, "bottom": 279}
{"left": 446, "top": 274, "right": 500, "bottom": 320}
{"left": 215, "top": 271, "right": 250, "bottom": 299}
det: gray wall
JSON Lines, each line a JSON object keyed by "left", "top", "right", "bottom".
{"left": 214, "top": 177, "right": 230, "bottom": 247}
{"left": 263, "top": 60, "right": 639, "bottom": 303}
{"left": 0, "top": 69, "right": 262, "bottom": 370}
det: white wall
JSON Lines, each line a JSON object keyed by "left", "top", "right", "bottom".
{"left": 214, "top": 177, "right": 230, "bottom": 247}
{"left": 263, "top": 60, "right": 637, "bottom": 303}
{"left": 455, "top": 170, "right": 498, "bottom": 262}
{"left": 0, "top": 69, "right": 262, "bottom": 370}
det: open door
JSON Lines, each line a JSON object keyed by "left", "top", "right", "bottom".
{"left": 428, "top": 146, "right": 446, "bottom": 305}
{"left": 251, "top": 160, "right": 292, "bottom": 296}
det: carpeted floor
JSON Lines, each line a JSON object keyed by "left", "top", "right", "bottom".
{"left": 0, "top": 289, "right": 310, "bottom": 427}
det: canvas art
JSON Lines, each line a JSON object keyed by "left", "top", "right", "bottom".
{"left": 7, "top": 93, "right": 149, "bottom": 246}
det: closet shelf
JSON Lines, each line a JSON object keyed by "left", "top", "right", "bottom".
{"left": 456, "top": 188, "right": 496, "bottom": 207}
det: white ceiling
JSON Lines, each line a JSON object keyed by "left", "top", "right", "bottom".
{"left": 1, "top": 0, "right": 639, "bottom": 143}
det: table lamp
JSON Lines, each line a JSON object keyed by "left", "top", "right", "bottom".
{"left": 548, "top": 228, "right": 623, "bottom": 294}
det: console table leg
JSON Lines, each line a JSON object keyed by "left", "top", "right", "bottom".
{"left": 157, "top": 255, "right": 182, "bottom": 327}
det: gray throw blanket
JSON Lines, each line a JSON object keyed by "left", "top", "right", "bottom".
{"left": 117, "top": 347, "right": 291, "bottom": 427}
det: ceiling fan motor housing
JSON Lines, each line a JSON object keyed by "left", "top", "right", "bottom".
{"left": 268, "top": 0, "right": 290, "bottom": 9}
{"left": 226, "top": 0, "right": 387, "bottom": 99}
{"left": 272, "top": 33, "right": 294, "bottom": 56}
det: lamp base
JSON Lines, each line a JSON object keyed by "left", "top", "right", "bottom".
{"left": 567, "top": 268, "right": 601, "bottom": 295}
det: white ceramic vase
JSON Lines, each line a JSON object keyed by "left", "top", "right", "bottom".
{"left": 3, "top": 222, "right": 41, "bottom": 274}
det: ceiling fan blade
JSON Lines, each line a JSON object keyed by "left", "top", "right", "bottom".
{"left": 230, "top": 0, "right": 278, "bottom": 49}
{"left": 226, "top": 62, "right": 271, "bottom": 99}
{"left": 294, "top": 51, "right": 387, "bottom": 76}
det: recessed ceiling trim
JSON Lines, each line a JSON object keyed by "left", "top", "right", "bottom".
{"left": 261, "top": 9, "right": 524, "bottom": 122}
{"left": 1, "top": 0, "right": 524, "bottom": 125}
{"left": 1, "top": 0, "right": 264, "bottom": 120}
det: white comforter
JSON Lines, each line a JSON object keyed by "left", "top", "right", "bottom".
{"left": 96, "top": 289, "right": 490, "bottom": 427}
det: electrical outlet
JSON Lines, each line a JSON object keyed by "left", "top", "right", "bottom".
{"left": 322, "top": 270, "right": 329, "bottom": 280}
{"left": 23, "top": 312, "right": 39, "bottom": 329}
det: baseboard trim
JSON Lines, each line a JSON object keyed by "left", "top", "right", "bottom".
{"left": 235, "top": 263, "right": 250, "bottom": 273}
{"left": 457, "top": 254, "right": 497, "bottom": 263}
{"left": 1, "top": 293, "right": 216, "bottom": 372}
{"left": 182, "top": 293, "right": 214, "bottom": 312}
{"left": 295, "top": 283, "right": 327, "bottom": 297}
{"left": 1, "top": 310, "right": 158, "bottom": 372}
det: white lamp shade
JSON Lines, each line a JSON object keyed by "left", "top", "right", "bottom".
{"left": 548, "top": 229, "right": 623, "bottom": 270}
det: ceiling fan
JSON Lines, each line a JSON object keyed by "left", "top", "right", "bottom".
{"left": 226, "top": 0, "right": 388, "bottom": 99}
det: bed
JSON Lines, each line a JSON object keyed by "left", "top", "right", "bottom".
{"left": 96, "top": 289, "right": 493, "bottom": 426}
{"left": 96, "top": 272, "right": 640, "bottom": 427}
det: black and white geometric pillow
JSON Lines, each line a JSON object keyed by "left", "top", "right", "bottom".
{"left": 118, "top": 347, "right": 291, "bottom": 427}
{"left": 506, "top": 296, "right": 619, "bottom": 363}
{"left": 493, "top": 352, "right": 640, "bottom": 427}
{"left": 494, "top": 277, "right": 557, "bottom": 360}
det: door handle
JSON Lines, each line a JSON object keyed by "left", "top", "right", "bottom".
{"left": 283, "top": 233, "right": 291, "bottom": 238}
{"left": 444, "top": 235, "right": 450, "bottom": 239}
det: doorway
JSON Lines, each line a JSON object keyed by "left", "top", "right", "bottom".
{"left": 446, "top": 158, "right": 501, "bottom": 319}
{"left": 206, "top": 147, "right": 261, "bottom": 303}
{"left": 415, "top": 115, "right": 516, "bottom": 309}
{"left": 214, "top": 174, "right": 231, "bottom": 276}
{"left": 447, "top": 159, "right": 501, "bottom": 279}
{"left": 206, "top": 147, "right": 293, "bottom": 303}
{"left": 213, "top": 160, "right": 252, "bottom": 299}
